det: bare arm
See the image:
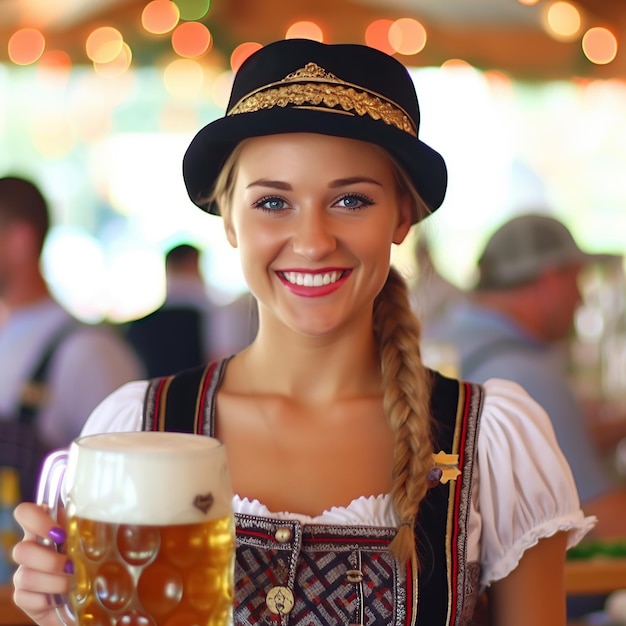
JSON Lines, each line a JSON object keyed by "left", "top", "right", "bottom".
{"left": 488, "top": 532, "right": 568, "bottom": 626}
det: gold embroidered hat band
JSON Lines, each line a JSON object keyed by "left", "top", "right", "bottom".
{"left": 226, "top": 62, "right": 418, "bottom": 138}
{"left": 182, "top": 39, "right": 447, "bottom": 221}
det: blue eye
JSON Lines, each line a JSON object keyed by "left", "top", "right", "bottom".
{"left": 254, "top": 196, "right": 287, "bottom": 212}
{"left": 336, "top": 193, "right": 373, "bottom": 210}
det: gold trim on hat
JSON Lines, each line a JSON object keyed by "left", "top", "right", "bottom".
{"left": 227, "top": 62, "right": 417, "bottom": 137}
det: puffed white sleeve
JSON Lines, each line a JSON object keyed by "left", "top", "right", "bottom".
{"left": 477, "top": 378, "right": 596, "bottom": 587}
{"left": 79, "top": 380, "right": 149, "bottom": 437}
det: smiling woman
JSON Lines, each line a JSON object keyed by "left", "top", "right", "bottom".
{"left": 12, "top": 38, "right": 594, "bottom": 626}
{"left": 217, "top": 133, "right": 414, "bottom": 334}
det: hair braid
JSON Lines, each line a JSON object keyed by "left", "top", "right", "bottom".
{"left": 374, "top": 266, "right": 434, "bottom": 563}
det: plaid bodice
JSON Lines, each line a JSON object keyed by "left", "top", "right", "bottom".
{"left": 143, "top": 359, "right": 484, "bottom": 625}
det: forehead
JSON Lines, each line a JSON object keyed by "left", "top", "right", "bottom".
{"left": 236, "top": 133, "right": 393, "bottom": 174}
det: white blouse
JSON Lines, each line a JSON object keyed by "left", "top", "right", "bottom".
{"left": 81, "top": 376, "right": 595, "bottom": 588}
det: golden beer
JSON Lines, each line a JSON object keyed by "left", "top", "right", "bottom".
{"left": 62, "top": 432, "right": 235, "bottom": 626}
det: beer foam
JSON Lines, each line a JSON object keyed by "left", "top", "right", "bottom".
{"left": 65, "top": 432, "right": 233, "bottom": 525}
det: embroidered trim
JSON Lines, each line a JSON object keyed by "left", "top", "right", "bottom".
{"left": 227, "top": 62, "right": 418, "bottom": 137}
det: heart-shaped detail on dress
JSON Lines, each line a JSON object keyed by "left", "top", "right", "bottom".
{"left": 193, "top": 492, "right": 214, "bottom": 514}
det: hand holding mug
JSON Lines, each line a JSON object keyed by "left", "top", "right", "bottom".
{"left": 14, "top": 431, "right": 235, "bottom": 626}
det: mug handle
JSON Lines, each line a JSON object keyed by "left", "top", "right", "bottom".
{"left": 36, "top": 449, "right": 75, "bottom": 626}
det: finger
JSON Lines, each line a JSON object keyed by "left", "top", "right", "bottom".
{"left": 14, "top": 502, "right": 63, "bottom": 544}
{"left": 13, "top": 565, "right": 70, "bottom": 597}
{"left": 12, "top": 588, "right": 68, "bottom": 626}
{"left": 13, "top": 538, "right": 69, "bottom": 574}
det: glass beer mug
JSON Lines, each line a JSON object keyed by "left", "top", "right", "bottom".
{"left": 38, "top": 431, "right": 235, "bottom": 626}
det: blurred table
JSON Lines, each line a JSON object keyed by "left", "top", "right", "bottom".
{"left": 0, "top": 584, "right": 33, "bottom": 626}
{"left": 566, "top": 557, "right": 626, "bottom": 595}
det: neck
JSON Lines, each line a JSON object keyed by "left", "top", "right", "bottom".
{"left": 233, "top": 316, "right": 382, "bottom": 403}
{"left": 473, "top": 290, "right": 546, "bottom": 342}
{"left": 1, "top": 266, "right": 50, "bottom": 310}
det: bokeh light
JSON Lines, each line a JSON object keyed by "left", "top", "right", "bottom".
{"left": 93, "top": 42, "right": 132, "bottom": 77}
{"left": 230, "top": 41, "right": 262, "bottom": 72}
{"left": 8, "top": 28, "right": 45, "bottom": 65}
{"left": 365, "top": 19, "right": 394, "bottom": 55}
{"left": 388, "top": 18, "right": 427, "bottom": 55}
{"left": 171, "top": 21, "right": 212, "bottom": 58}
{"left": 142, "top": 0, "right": 180, "bottom": 35}
{"left": 43, "top": 228, "right": 110, "bottom": 323}
{"left": 212, "top": 70, "right": 235, "bottom": 109}
{"left": 517, "top": 0, "right": 541, "bottom": 5}
{"left": 582, "top": 27, "right": 618, "bottom": 65}
{"left": 159, "top": 102, "right": 200, "bottom": 133}
{"left": 163, "top": 58, "right": 204, "bottom": 97}
{"left": 285, "top": 21, "right": 324, "bottom": 42}
{"left": 30, "top": 113, "right": 75, "bottom": 158}
{"left": 38, "top": 50, "right": 72, "bottom": 73}
{"left": 175, "top": 0, "right": 211, "bottom": 21}
{"left": 86, "top": 27, "right": 124, "bottom": 64}
{"left": 542, "top": 1, "right": 582, "bottom": 42}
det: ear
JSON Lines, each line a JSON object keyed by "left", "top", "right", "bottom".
{"left": 392, "top": 194, "right": 413, "bottom": 245}
{"left": 222, "top": 214, "right": 238, "bottom": 249}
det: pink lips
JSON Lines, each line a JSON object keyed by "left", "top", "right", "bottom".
{"left": 277, "top": 269, "right": 351, "bottom": 297}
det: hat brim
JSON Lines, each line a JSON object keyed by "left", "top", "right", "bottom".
{"left": 182, "top": 107, "right": 447, "bottom": 223}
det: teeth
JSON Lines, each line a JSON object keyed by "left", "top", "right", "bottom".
{"left": 284, "top": 271, "right": 341, "bottom": 286}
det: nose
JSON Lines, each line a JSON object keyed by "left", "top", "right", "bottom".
{"left": 291, "top": 208, "right": 337, "bottom": 261}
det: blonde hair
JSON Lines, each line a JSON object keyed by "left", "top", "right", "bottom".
{"left": 212, "top": 139, "right": 434, "bottom": 563}
{"left": 374, "top": 267, "right": 433, "bottom": 562}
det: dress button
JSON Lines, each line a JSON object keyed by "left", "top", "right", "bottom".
{"left": 346, "top": 569, "right": 364, "bottom": 583}
{"left": 266, "top": 586, "right": 295, "bottom": 615}
{"left": 274, "top": 526, "right": 292, "bottom": 543}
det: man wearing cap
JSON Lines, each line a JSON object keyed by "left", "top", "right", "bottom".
{"left": 426, "top": 213, "right": 626, "bottom": 539}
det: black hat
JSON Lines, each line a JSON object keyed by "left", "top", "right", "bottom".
{"left": 182, "top": 38, "right": 447, "bottom": 222}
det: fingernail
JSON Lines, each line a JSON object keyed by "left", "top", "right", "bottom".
{"left": 48, "top": 527, "right": 66, "bottom": 544}
{"left": 63, "top": 559, "right": 73, "bottom": 574}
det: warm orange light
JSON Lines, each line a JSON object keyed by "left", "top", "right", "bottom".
{"left": 8, "top": 28, "right": 45, "bottom": 65}
{"left": 86, "top": 27, "right": 124, "bottom": 64}
{"left": 230, "top": 41, "right": 262, "bottom": 72}
{"left": 364, "top": 19, "right": 394, "bottom": 55}
{"left": 163, "top": 58, "right": 204, "bottom": 97}
{"left": 285, "top": 21, "right": 324, "bottom": 42}
{"left": 93, "top": 42, "right": 132, "bottom": 78}
{"left": 517, "top": 0, "right": 540, "bottom": 5}
{"left": 388, "top": 18, "right": 427, "bottom": 55}
{"left": 582, "top": 27, "right": 618, "bottom": 65}
{"left": 38, "top": 50, "right": 72, "bottom": 71}
{"left": 542, "top": 1, "right": 582, "bottom": 41}
{"left": 142, "top": 0, "right": 180, "bottom": 34}
{"left": 441, "top": 58, "right": 474, "bottom": 71}
{"left": 171, "top": 22, "right": 212, "bottom": 58}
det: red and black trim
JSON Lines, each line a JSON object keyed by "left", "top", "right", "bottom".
{"left": 142, "top": 360, "right": 484, "bottom": 625}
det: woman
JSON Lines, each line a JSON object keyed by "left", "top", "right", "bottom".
{"left": 12, "top": 39, "right": 593, "bottom": 625}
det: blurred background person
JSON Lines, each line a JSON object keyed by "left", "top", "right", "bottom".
{"left": 426, "top": 213, "right": 626, "bottom": 539}
{"left": 410, "top": 232, "right": 467, "bottom": 328}
{"left": 210, "top": 289, "right": 258, "bottom": 361}
{"left": 125, "top": 243, "right": 258, "bottom": 377}
{"left": 125, "top": 243, "right": 213, "bottom": 377}
{"left": 410, "top": 233, "right": 467, "bottom": 378}
{"left": 0, "top": 176, "right": 144, "bottom": 501}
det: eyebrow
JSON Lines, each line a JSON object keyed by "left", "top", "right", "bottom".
{"left": 246, "top": 176, "right": 384, "bottom": 190}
